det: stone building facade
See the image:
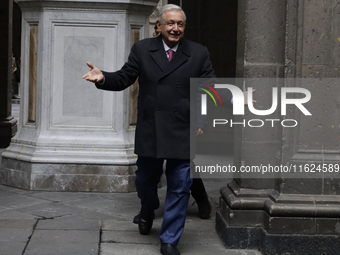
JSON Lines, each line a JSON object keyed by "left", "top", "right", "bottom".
{"left": 1, "top": 0, "right": 339, "bottom": 254}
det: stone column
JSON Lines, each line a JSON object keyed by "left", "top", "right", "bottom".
{"left": 0, "top": 0, "right": 18, "bottom": 148}
{"left": 217, "top": 0, "right": 340, "bottom": 254}
{"left": 0, "top": 0, "right": 158, "bottom": 192}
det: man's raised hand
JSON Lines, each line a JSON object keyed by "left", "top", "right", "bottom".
{"left": 82, "top": 62, "right": 104, "bottom": 83}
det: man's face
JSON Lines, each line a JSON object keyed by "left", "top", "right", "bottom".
{"left": 157, "top": 10, "right": 186, "bottom": 48}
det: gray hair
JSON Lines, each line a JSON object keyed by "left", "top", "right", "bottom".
{"left": 158, "top": 4, "right": 187, "bottom": 24}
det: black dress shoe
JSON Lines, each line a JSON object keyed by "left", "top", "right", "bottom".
{"left": 133, "top": 212, "right": 139, "bottom": 224}
{"left": 196, "top": 193, "right": 211, "bottom": 219}
{"left": 133, "top": 211, "right": 155, "bottom": 224}
{"left": 160, "top": 243, "right": 180, "bottom": 255}
{"left": 138, "top": 210, "right": 154, "bottom": 235}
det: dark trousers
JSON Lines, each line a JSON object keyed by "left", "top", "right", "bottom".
{"left": 135, "top": 156, "right": 192, "bottom": 245}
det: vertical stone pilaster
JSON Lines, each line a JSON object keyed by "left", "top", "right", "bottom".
{"left": 28, "top": 26, "right": 38, "bottom": 122}
{"left": 129, "top": 29, "right": 140, "bottom": 126}
{"left": 281, "top": 0, "right": 340, "bottom": 195}
{"left": 235, "top": 0, "right": 287, "bottom": 189}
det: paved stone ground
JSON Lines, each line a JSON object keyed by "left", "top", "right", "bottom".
{"left": 0, "top": 177, "right": 262, "bottom": 255}
{"left": 0, "top": 102, "right": 262, "bottom": 255}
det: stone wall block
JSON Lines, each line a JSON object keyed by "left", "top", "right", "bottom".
{"left": 243, "top": 0, "right": 286, "bottom": 64}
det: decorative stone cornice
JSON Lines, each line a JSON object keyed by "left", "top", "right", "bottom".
{"left": 16, "top": 0, "right": 159, "bottom": 13}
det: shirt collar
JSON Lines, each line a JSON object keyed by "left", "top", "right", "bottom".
{"left": 162, "top": 40, "right": 179, "bottom": 52}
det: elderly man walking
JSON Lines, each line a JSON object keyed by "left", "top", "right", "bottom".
{"left": 83, "top": 4, "right": 216, "bottom": 255}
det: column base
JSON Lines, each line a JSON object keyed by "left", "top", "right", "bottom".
{"left": 0, "top": 117, "right": 17, "bottom": 148}
{"left": 0, "top": 157, "right": 136, "bottom": 192}
{"left": 216, "top": 181, "right": 340, "bottom": 254}
{"left": 216, "top": 211, "right": 340, "bottom": 255}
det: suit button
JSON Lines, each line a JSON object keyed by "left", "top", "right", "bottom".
{"left": 173, "top": 109, "right": 178, "bottom": 114}
{"left": 156, "top": 108, "right": 159, "bottom": 113}
{"left": 176, "top": 83, "right": 180, "bottom": 88}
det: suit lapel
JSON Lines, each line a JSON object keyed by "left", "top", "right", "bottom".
{"left": 150, "top": 37, "right": 191, "bottom": 79}
{"left": 150, "top": 36, "right": 168, "bottom": 72}
{"left": 161, "top": 38, "right": 190, "bottom": 78}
